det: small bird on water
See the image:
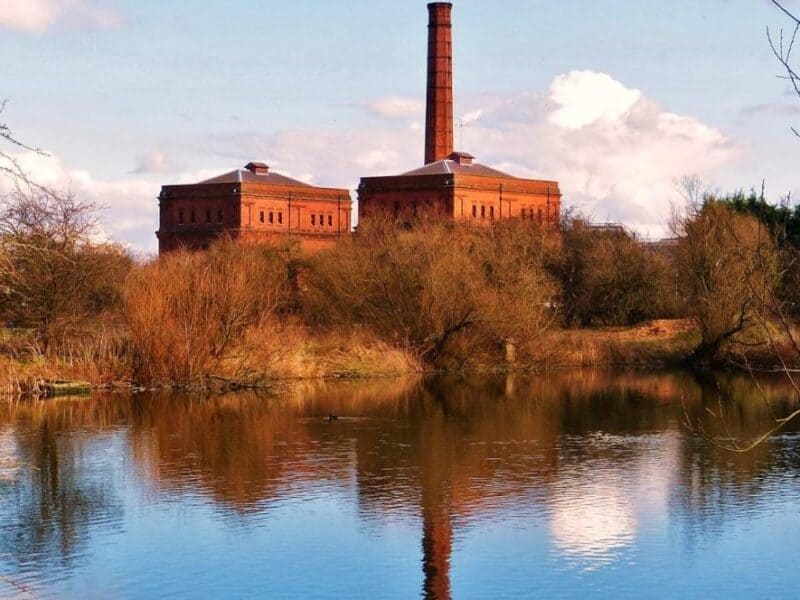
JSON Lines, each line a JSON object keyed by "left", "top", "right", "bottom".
{"left": 328, "top": 413, "right": 339, "bottom": 422}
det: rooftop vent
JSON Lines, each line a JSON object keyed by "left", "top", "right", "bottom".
{"left": 449, "top": 152, "right": 474, "bottom": 166}
{"left": 245, "top": 162, "right": 270, "bottom": 175}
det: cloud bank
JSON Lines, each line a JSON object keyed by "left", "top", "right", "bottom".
{"left": 3, "top": 70, "right": 738, "bottom": 250}
{"left": 0, "top": 0, "right": 121, "bottom": 33}
{"left": 1, "top": 151, "right": 159, "bottom": 253}
{"left": 210, "top": 70, "right": 738, "bottom": 237}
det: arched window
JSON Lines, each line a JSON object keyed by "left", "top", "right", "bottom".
{"left": 319, "top": 214, "right": 324, "bottom": 227}
{"left": 259, "top": 211, "right": 265, "bottom": 224}
{"left": 311, "top": 214, "right": 316, "bottom": 226}
{"left": 278, "top": 212, "right": 283, "bottom": 225}
{"left": 328, "top": 215, "right": 333, "bottom": 227}
{"left": 489, "top": 206, "right": 495, "bottom": 220}
{"left": 481, "top": 206, "right": 486, "bottom": 219}
{"left": 472, "top": 205, "right": 477, "bottom": 219}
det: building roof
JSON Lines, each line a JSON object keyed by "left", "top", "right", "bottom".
{"left": 198, "top": 168, "right": 313, "bottom": 188}
{"left": 399, "top": 155, "right": 516, "bottom": 179}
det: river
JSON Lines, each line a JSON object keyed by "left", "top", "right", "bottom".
{"left": 0, "top": 371, "right": 799, "bottom": 599}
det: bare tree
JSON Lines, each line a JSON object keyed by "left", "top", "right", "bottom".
{"left": 0, "top": 186, "right": 130, "bottom": 350}
{"left": 768, "top": 0, "right": 800, "bottom": 137}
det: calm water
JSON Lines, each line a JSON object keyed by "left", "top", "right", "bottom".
{"left": 1, "top": 371, "right": 799, "bottom": 599}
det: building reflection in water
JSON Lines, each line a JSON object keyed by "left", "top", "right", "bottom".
{"left": 0, "top": 371, "right": 798, "bottom": 598}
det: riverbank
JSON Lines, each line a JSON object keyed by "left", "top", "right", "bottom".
{"left": 3, "top": 317, "right": 797, "bottom": 398}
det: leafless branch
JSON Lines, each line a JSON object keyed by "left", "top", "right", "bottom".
{"left": 769, "top": 2, "right": 800, "bottom": 136}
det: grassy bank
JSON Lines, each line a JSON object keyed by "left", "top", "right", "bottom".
{"left": 0, "top": 325, "right": 421, "bottom": 396}
{"left": 540, "top": 319, "right": 700, "bottom": 367}
{"left": 0, "top": 320, "right": 697, "bottom": 396}
{"left": 6, "top": 315, "right": 800, "bottom": 398}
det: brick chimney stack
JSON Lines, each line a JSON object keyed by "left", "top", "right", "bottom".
{"left": 425, "top": 2, "right": 454, "bottom": 165}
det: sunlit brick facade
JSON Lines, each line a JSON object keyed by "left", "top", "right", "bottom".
{"left": 157, "top": 162, "right": 351, "bottom": 254}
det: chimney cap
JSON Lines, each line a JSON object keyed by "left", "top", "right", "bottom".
{"left": 449, "top": 151, "right": 474, "bottom": 166}
{"left": 244, "top": 162, "right": 270, "bottom": 175}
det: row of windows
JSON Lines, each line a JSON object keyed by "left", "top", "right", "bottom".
{"left": 520, "top": 208, "right": 545, "bottom": 222}
{"left": 469, "top": 205, "right": 546, "bottom": 222}
{"left": 311, "top": 214, "right": 335, "bottom": 228}
{"left": 176, "top": 207, "right": 339, "bottom": 229}
{"left": 178, "top": 208, "right": 223, "bottom": 225}
{"left": 471, "top": 205, "right": 496, "bottom": 220}
{"left": 259, "top": 210, "right": 283, "bottom": 225}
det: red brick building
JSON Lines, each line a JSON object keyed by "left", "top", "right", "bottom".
{"left": 359, "top": 151, "right": 560, "bottom": 224}
{"left": 157, "top": 162, "right": 352, "bottom": 254}
{"left": 358, "top": 2, "right": 561, "bottom": 225}
{"left": 157, "top": 2, "right": 560, "bottom": 253}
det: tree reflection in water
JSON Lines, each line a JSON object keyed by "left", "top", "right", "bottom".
{"left": 0, "top": 371, "right": 798, "bottom": 598}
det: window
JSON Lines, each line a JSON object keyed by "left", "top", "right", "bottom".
{"left": 311, "top": 214, "right": 316, "bottom": 226}
{"left": 520, "top": 208, "right": 526, "bottom": 220}
{"left": 538, "top": 209, "right": 543, "bottom": 223}
{"left": 269, "top": 212, "right": 274, "bottom": 224}
{"left": 328, "top": 215, "right": 333, "bottom": 227}
{"left": 319, "top": 214, "right": 324, "bottom": 227}
{"left": 481, "top": 206, "right": 486, "bottom": 219}
{"left": 190, "top": 209, "right": 196, "bottom": 223}
{"left": 217, "top": 208, "right": 223, "bottom": 223}
{"left": 206, "top": 209, "right": 211, "bottom": 223}
{"left": 259, "top": 211, "right": 265, "bottom": 224}
{"left": 178, "top": 209, "right": 184, "bottom": 225}
{"left": 489, "top": 206, "right": 495, "bottom": 220}
{"left": 472, "top": 205, "right": 477, "bottom": 219}
{"left": 278, "top": 212, "right": 283, "bottom": 225}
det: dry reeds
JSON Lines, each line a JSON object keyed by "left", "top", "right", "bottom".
{"left": 123, "top": 240, "right": 295, "bottom": 388}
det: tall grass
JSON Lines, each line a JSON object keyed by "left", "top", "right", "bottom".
{"left": 124, "top": 240, "right": 295, "bottom": 387}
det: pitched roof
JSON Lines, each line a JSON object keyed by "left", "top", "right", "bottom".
{"left": 198, "top": 168, "right": 312, "bottom": 187}
{"left": 399, "top": 159, "right": 515, "bottom": 178}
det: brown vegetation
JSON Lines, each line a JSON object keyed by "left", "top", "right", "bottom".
{"left": 553, "top": 219, "right": 682, "bottom": 327}
{"left": 0, "top": 185, "right": 797, "bottom": 395}
{"left": 674, "top": 200, "right": 779, "bottom": 365}
{"left": 305, "top": 217, "right": 558, "bottom": 369}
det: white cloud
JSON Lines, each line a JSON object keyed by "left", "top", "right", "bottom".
{"left": 365, "top": 96, "right": 425, "bottom": 120}
{"left": 0, "top": 71, "right": 737, "bottom": 251}
{"left": 0, "top": 0, "right": 121, "bottom": 33}
{"left": 549, "top": 70, "right": 642, "bottom": 130}
{"left": 1, "top": 151, "right": 159, "bottom": 252}
{"left": 132, "top": 149, "right": 176, "bottom": 175}
{"left": 212, "top": 70, "right": 737, "bottom": 237}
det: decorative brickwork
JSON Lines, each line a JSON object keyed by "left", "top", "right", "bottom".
{"left": 157, "top": 164, "right": 351, "bottom": 254}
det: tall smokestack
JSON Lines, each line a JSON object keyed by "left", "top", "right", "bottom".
{"left": 425, "top": 2, "right": 454, "bottom": 165}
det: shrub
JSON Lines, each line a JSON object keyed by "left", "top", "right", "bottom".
{"left": 304, "top": 217, "right": 558, "bottom": 368}
{"left": 123, "top": 240, "right": 295, "bottom": 386}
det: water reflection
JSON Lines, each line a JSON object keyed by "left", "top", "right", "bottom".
{"left": 0, "top": 371, "right": 798, "bottom": 599}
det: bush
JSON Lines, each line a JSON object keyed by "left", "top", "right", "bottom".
{"left": 0, "top": 188, "right": 134, "bottom": 349}
{"left": 674, "top": 201, "right": 778, "bottom": 364}
{"left": 304, "top": 217, "right": 558, "bottom": 368}
{"left": 123, "top": 240, "right": 295, "bottom": 386}
{"left": 552, "top": 220, "right": 679, "bottom": 327}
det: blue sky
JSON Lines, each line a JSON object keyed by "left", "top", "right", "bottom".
{"left": 1, "top": 0, "right": 798, "bottom": 251}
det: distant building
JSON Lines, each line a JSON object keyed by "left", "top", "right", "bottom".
{"left": 157, "top": 162, "right": 352, "bottom": 254}
{"left": 156, "top": 2, "right": 562, "bottom": 254}
{"left": 358, "top": 3, "right": 561, "bottom": 225}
